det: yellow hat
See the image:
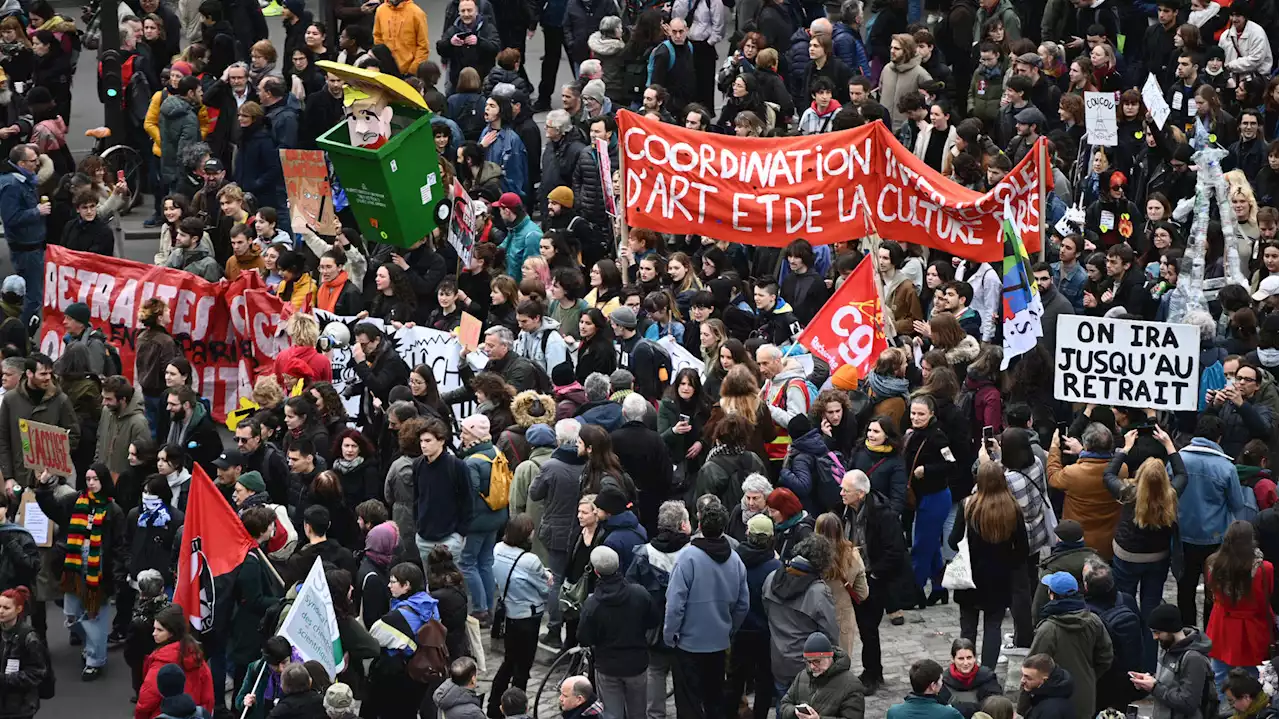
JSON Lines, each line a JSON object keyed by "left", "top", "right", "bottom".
{"left": 547, "top": 186, "right": 574, "bottom": 208}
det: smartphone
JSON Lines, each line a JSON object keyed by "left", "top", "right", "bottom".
{"left": 116, "top": 170, "right": 126, "bottom": 183}
{"left": 679, "top": 413, "right": 690, "bottom": 424}
{"left": 1137, "top": 423, "right": 1155, "bottom": 435}
{"left": 1125, "top": 704, "right": 1140, "bottom": 719}
{"left": 796, "top": 705, "right": 813, "bottom": 716}
{"left": 982, "top": 425, "right": 994, "bottom": 443}
{"left": 1057, "top": 421, "right": 1070, "bottom": 438}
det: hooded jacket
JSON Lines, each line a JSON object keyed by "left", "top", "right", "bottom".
{"left": 516, "top": 317, "right": 569, "bottom": 375}
{"left": 374, "top": 0, "right": 430, "bottom": 74}
{"left": 780, "top": 647, "right": 865, "bottom": 719}
{"left": 96, "top": 390, "right": 152, "bottom": 477}
{"left": 762, "top": 558, "right": 840, "bottom": 683}
{"left": 779, "top": 429, "right": 839, "bottom": 517}
{"left": 1150, "top": 628, "right": 1213, "bottom": 719}
{"left": 159, "top": 93, "right": 200, "bottom": 184}
{"left": 136, "top": 641, "right": 215, "bottom": 719}
{"left": 588, "top": 32, "right": 626, "bottom": 100}
{"left": 432, "top": 679, "right": 486, "bottom": 719}
{"left": 880, "top": 55, "right": 933, "bottom": 129}
{"left": 578, "top": 570, "right": 657, "bottom": 676}
{"left": 1028, "top": 595, "right": 1114, "bottom": 719}
{"left": 663, "top": 535, "right": 748, "bottom": 653}
{"left": 600, "top": 509, "right": 647, "bottom": 573}
{"left": 1020, "top": 665, "right": 1075, "bottom": 719}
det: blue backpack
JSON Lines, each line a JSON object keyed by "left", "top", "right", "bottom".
{"left": 646, "top": 39, "right": 692, "bottom": 86}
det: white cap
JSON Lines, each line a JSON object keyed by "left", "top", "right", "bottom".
{"left": 1252, "top": 275, "right": 1279, "bottom": 302}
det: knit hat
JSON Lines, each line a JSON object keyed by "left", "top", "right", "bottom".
{"left": 1148, "top": 602, "right": 1183, "bottom": 633}
{"left": 65, "top": 301, "right": 91, "bottom": 325}
{"left": 831, "top": 364, "right": 861, "bottom": 391}
{"left": 526, "top": 424, "right": 556, "bottom": 448}
{"left": 746, "top": 514, "right": 774, "bottom": 537}
{"left": 766, "top": 487, "right": 802, "bottom": 519}
{"left": 802, "top": 632, "right": 834, "bottom": 658}
{"left": 1054, "top": 519, "right": 1084, "bottom": 543}
{"left": 283, "top": 0, "right": 304, "bottom": 15}
{"left": 236, "top": 470, "right": 266, "bottom": 494}
{"left": 324, "top": 683, "right": 355, "bottom": 717}
{"left": 609, "top": 306, "right": 638, "bottom": 329}
{"left": 157, "top": 663, "right": 187, "bottom": 698}
{"left": 787, "top": 413, "right": 812, "bottom": 439}
{"left": 595, "top": 486, "right": 629, "bottom": 516}
{"left": 552, "top": 362, "right": 577, "bottom": 388}
{"left": 170, "top": 60, "right": 194, "bottom": 76}
{"left": 1, "top": 275, "right": 24, "bottom": 297}
{"left": 1040, "top": 571, "right": 1078, "bottom": 595}
{"left": 581, "top": 79, "right": 606, "bottom": 104}
{"left": 461, "top": 414, "right": 491, "bottom": 441}
{"left": 547, "top": 186, "right": 574, "bottom": 208}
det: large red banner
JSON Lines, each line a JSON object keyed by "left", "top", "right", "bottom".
{"left": 618, "top": 110, "right": 1046, "bottom": 262}
{"left": 40, "top": 246, "right": 291, "bottom": 422}
{"left": 797, "top": 258, "right": 888, "bottom": 374}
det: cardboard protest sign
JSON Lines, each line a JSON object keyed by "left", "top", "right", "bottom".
{"left": 1054, "top": 315, "right": 1199, "bottom": 411}
{"left": 1085, "top": 92, "right": 1118, "bottom": 146}
{"left": 458, "top": 312, "right": 482, "bottom": 353}
{"left": 1142, "top": 74, "right": 1170, "bottom": 129}
{"left": 19, "top": 419, "right": 73, "bottom": 478}
{"left": 281, "top": 150, "right": 338, "bottom": 230}
{"left": 447, "top": 179, "right": 476, "bottom": 267}
{"left": 18, "top": 490, "right": 51, "bottom": 547}
{"left": 618, "top": 110, "right": 1047, "bottom": 262}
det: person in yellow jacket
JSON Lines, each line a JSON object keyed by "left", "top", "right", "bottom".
{"left": 274, "top": 248, "right": 315, "bottom": 310}
{"left": 373, "top": 0, "right": 429, "bottom": 74}
{"left": 143, "top": 61, "right": 211, "bottom": 220}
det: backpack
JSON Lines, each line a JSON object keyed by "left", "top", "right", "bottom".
{"left": 404, "top": 618, "right": 450, "bottom": 682}
{"left": 812, "top": 450, "right": 846, "bottom": 513}
{"left": 645, "top": 39, "right": 690, "bottom": 86}
{"left": 90, "top": 329, "right": 122, "bottom": 376}
{"left": 1175, "top": 648, "right": 1218, "bottom": 719}
{"left": 474, "top": 452, "right": 514, "bottom": 511}
{"left": 454, "top": 94, "right": 487, "bottom": 142}
{"left": 629, "top": 338, "right": 673, "bottom": 400}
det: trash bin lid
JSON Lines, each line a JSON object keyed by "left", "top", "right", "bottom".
{"left": 315, "top": 60, "right": 427, "bottom": 111}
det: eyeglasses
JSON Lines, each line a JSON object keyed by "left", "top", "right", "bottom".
{"left": 1235, "top": 375, "right": 1258, "bottom": 384}
{"left": 235, "top": 437, "right": 252, "bottom": 444}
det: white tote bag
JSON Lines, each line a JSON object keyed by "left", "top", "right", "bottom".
{"left": 465, "top": 615, "right": 487, "bottom": 674}
{"left": 942, "top": 537, "right": 977, "bottom": 591}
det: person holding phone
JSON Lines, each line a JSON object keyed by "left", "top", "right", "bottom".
{"left": 778, "top": 633, "right": 866, "bottom": 719}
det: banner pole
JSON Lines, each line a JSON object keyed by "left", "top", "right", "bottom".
{"left": 1038, "top": 138, "right": 1048, "bottom": 262}
{"left": 616, "top": 117, "right": 628, "bottom": 262}
{"left": 240, "top": 661, "right": 268, "bottom": 719}
{"left": 256, "top": 546, "right": 288, "bottom": 592}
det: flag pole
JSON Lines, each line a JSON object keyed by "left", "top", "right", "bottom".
{"left": 240, "top": 661, "right": 268, "bottom": 719}
{"left": 1038, "top": 137, "right": 1048, "bottom": 262}
{"left": 256, "top": 546, "right": 288, "bottom": 592}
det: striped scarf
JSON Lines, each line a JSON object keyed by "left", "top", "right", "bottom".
{"left": 62, "top": 492, "right": 108, "bottom": 616}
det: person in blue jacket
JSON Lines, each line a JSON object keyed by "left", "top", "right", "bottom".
{"left": 234, "top": 101, "right": 287, "bottom": 214}
{"left": 367, "top": 562, "right": 442, "bottom": 719}
{"left": 593, "top": 486, "right": 647, "bottom": 574}
{"left": 495, "top": 192, "right": 542, "bottom": 278}
{"left": 0, "top": 144, "right": 48, "bottom": 324}
{"left": 480, "top": 95, "right": 528, "bottom": 202}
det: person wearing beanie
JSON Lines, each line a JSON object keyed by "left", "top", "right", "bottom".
{"left": 153, "top": 663, "right": 204, "bottom": 719}
{"left": 579, "top": 79, "right": 612, "bottom": 118}
{"left": 778, "top": 413, "right": 841, "bottom": 517}
{"left": 323, "top": 683, "right": 356, "bottom": 719}
{"left": 551, "top": 363, "right": 588, "bottom": 420}
{"left": 509, "top": 422, "right": 556, "bottom": 558}
{"left": 762, "top": 534, "right": 840, "bottom": 695}
{"left": 456, "top": 411, "right": 508, "bottom": 625}
{"left": 730, "top": 510, "right": 782, "bottom": 719}
{"left": 663, "top": 501, "right": 748, "bottom": 719}
{"left": 1127, "top": 603, "right": 1214, "bottom": 719}
{"left": 779, "top": 630, "right": 865, "bottom": 719}
{"left": 1028, "top": 569, "right": 1114, "bottom": 719}
{"left": 547, "top": 186, "right": 574, "bottom": 211}
{"left": 1031, "top": 519, "right": 1103, "bottom": 620}
{"left": 593, "top": 485, "right": 647, "bottom": 573}
{"left": 766, "top": 487, "right": 813, "bottom": 561}
{"left": 62, "top": 300, "right": 109, "bottom": 375}
{"left": 577, "top": 544, "right": 655, "bottom": 719}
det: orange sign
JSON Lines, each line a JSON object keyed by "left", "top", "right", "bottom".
{"left": 281, "top": 150, "right": 338, "bottom": 231}
{"left": 618, "top": 110, "right": 1046, "bottom": 262}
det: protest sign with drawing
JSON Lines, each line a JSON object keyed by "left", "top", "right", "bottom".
{"left": 1085, "top": 92, "right": 1119, "bottom": 146}
{"left": 1142, "top": 74, "right": 1171, "bottom": 129}
{"left": 19, "top": 419, "right": 73, "bottom": 478}
{"left": 278, "top": 557, "right": 345, "bottom": 679}
{"left": 447, "top": 179, "right": 476, "bottom": 267}
{"left": 281, "top": 150, "right": 338, "bottom": 230}
{"left": 1054, "top": 315, "right": 1199, "bottom": 411}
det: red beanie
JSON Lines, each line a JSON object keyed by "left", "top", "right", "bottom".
{"left": 766, "top": 487, "right": 802, "bottom": 519}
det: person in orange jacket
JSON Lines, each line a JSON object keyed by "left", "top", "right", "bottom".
{"left": 373, "top": 0, "right": 429, "bottom": 74}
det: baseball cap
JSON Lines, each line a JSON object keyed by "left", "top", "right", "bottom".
{"left": 203, "top": 157, "right": 224, "bottom": 173}
{"left": 491, "top": 192, "right": 522, "bottom": 210}
{"left": 212, "top": 449, "right": 245, "bottom": 469}
{"left": 1252, "top": 274, "right": 1279, "bottom": 301}
{"left": 1040, "top": 571, "right": 1079, "bottom": 595}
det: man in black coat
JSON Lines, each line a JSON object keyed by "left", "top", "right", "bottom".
{"left": 200, "top": 65, "right": 258, "bottom": 166}
{"left": 165, "top": 386, "right": 222, "bottom": 474}
{"left": 285, "top": 505, "right": 358, "bottom": 585}
{"left": 350, "top": 323, "right": 411, "bottom": 416}
{"left": 505, "top": 90, "right": 542, "bottom": 206}
{"left": 442, "top": 326, "right": 545, "bottom": 406}
{"left": 610, "top": 395, "right": 673, "bottom": 536}
{"left": 540, "top": 112, "right": 590, "bottom": 218}
{"left": 301, "top": 72, "right": 345, "bottom": 150}
{"left": 1082, "top": 560, "right": 1145, "bottom": 712}
{"left": 235, "top": 417, "right": 290, "bottom": 506}
{"left": 1018, "top": 655, "right": 1076, "bottom": 719}
{"left": 577, "top": 545, "right": 658, "bottom": 719}
{"left": 839, "top": 475, "right": 913, "bottom": 695}
{"left": 649, "top": 20, "right": 696, "bottom": 114}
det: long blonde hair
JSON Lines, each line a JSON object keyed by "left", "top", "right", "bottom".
{"left": 967, "top": 461, "right": 1019, "bottom": 543}
{"left": 815, "top": 512, "right": 854, "bottom": 583}
{"left": 1133, "top": 457, "right": 1178, "bottom": 529}
{"left": 719, "top": 364, "right": 762, "bottom": 419}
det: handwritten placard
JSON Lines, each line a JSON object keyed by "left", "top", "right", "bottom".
{"left": 19, "top": 419, "right": 73, "bottom": 478}
{"left": 1085, "top": 92, "right": 1118, "bottom": 146}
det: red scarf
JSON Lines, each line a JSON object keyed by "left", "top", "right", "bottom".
{"left": 316, "top": 270, "right": 350, "bottom": 312}
{"left": 949, "top": 663, "right": 979, "bottom": 687}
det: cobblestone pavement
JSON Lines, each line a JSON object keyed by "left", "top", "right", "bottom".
{"left": 474, "top": 578, "right": 1187, "bottom": 719}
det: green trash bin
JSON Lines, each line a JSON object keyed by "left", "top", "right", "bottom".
{"left": 316, "top": 61, "right": 451, "bottom": 249}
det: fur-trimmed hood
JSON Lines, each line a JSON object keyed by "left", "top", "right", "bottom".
{"left": 511, "top": 390, "right": 556, "bottom": 428}
{"left": 588, "top": 32, "right": 624, "bottom": 57}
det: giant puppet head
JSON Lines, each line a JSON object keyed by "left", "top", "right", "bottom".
{"left": 343, "top": 84, "right": 394, "bottom": 149}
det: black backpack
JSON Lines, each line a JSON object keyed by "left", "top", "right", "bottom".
{"left": 90, "top": 329, "right": 123, "bottom": 377}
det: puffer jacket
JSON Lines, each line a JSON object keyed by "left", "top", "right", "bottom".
{"left": 136, "top": 641, "right": 214, "bottom": 719}
{"left": 572, "top": 137, "right": 609, "bottom": 229}
{"left": 540, "top": 127, "right": 588, "bottom": 215}
{"left": 0, "top": 621, "right": 46, "bottom": 719}
{"left": 589, "top": 32, "right": 626, "bottom": 100}
{"left": 528, "top": 446, "right": 586, "bottom": 552}
{"left": 481, "top": 66, "right": 534, "bottom": 98}
{"left": 600, "top": 509, "right": 647, "bottom": 573}
{"left": 779, "top": 647, "right": 865, "bottom": 719}
{"left": 762, "top": 559, "right": 840, "bottom": 684}
{"left": 159, "top": 94, "right": 200, "bottom": 184}
{"left": 779, "top": 429, "right": 839, "bottom": 517}
{"left": 95, "top": 391, "right": 152, "bottom": 476}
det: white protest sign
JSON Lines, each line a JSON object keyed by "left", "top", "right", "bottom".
{"left": 1053, "top": 315, "right": 1199, "bottom": 411}
{"left": 1085, "top": 92, "right": 1118, "bottom": 146}
{"left": 314, "top": 312, "right": 469, "bottom": 420}
{"left": 277, "top": 558, "right": 345, "bottom": 679}
{"left": 1141, "top": 74, "right": 1170, "bottom": 129}
{"left": 656, "top": 336, "right": 706, "bottom": 380}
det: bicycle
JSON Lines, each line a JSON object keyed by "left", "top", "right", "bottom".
{"left": 84, "top": 126, "right": 145, "bottom": 211}
{"left": 533, "top": 645, "right": 593, "bottom": 719}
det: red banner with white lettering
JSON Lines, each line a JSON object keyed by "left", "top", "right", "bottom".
{"left": 618, "top": 110, "right": 1046, "bottom": 262}
{"left": 39, "top": 246, "right": 291, "bottom": 422}
{"left": 797, "top": 259, "right": 888, "bottom": 375}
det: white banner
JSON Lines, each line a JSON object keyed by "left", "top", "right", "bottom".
{"left": 1053, "top": 315, "right": 1200, "bottom": 411}
{"left": 277, "top": 558, "right": 344, "bottom": 679}
{"left": 1085, "top": 92, "right": 1118, "bottom": 147}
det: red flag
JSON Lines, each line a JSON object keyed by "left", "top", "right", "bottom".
{"left": 797, "top": 259, "right": 888, "bottom": 376}
{"left": 174, "top": 464, "right": 259, "bottom": 633}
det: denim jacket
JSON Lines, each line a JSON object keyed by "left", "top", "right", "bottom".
{"left": 493, "top": 542, "right": 549, "bottom": 619}
{"left": 1052, "top": 260, "right": 1088, "bottom": 313}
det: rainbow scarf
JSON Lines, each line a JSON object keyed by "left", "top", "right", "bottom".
{"left": 62, "top": 492, "right": 108, "bottom": 616}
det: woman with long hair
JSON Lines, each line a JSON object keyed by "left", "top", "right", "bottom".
{"left": 659, "top": 368, "right": 712, "bottom": 472}
{"left": 716, "top": 338, "right": 760, "bottom": 383}
{"left": 367, "top": 263, "right": 418, "bottom": 326}
{"left": 487, "top": 275, "right": 519, "bottom": 334}
{"left": 1205, "top": 521, "right": 1274, "bottom": 696}
{"left": 814, "top": 512, "right": 867, "bottom": 654}
{"left": 330, "top": 427, "right": 381, "bottom": 514}
{"left": 471, "top": 371, "right": 516, "bottom": 434}
{"left": 698, "top": 318, "right": 729, "bottom": 397}
{"left": 305, "top": 471, "right": 359, "bottom": 550}
{"left": 696, "top": 413, "right": 768, "bottom": 510}
{"left": 135, "top": 604, "right": 213, "bottom": 718}
{"left": 1193, "top": 84, "right": 1236, "bottom": 150}
{"left": 577, "top": 425, "right": 636, "bottom": 499}
{"left": 921, "top": 261, "right": 955, "bottom": 320}
{"left": 939, "top": 637, "right": 1005, "bottom": 715}
{"left": 575, "top": 308, "right": 617, "bottom": 382}
{"left": 0, "top": 585, "right": 46, "bottom": 719}
{"left": 30, "top": 29, "right": 70, "bottom": 122}
{"left": 116, "top": 439, "right": 159, "bottom": 513}
{"left": 927, "top": 313, "right": 980, "bottom": 378}
{"left": 282, "top": 395, "right": 330, "bottom": 465}
{"left": 486, "top": 515, "right": 549, "bottom": 718}
{"left": 425, "top": 545, "right": 471, "bottom": 662}
{"left": 308, "top": 381, "right": 349, "bottom": 440}
{"left": 135, "top": 298, "right": 182, "bottom": 439}
{"left": 989, "top": 427, "right": 1050, "bottom": 650}
{"left": 1065, "top": 55, "right": 1098, "bottom": 95}
{"left": 585, "top": 260, "right": 623, "bottom": 316}
{"left": 1108, "top": 436, "right": 1178, "bottom": 600}
{"left": 948, "top": 461, "right": 1028, "bottom": 668}
{"left": 153, "top": 194, "right": 192, "bottom": 265}
{"left": 368, "top": 563, "right": 441, "bottom": 719}
{"left": 716, "top": 73, "right": 769, "bottom": 133}
{"left": 707, "top": 363, "right": 772, "bottom": 465}
{"left": 904, "top": 396, "right": 955, "bottom": 604}
{"left": 665, "top": 251, "right": 704, "bottom": 318}
{"left": 848, "top": 416, "right": 908, "bottom": 515}
{"left": 409, "top": 364, "right": 455, "bottom": 428}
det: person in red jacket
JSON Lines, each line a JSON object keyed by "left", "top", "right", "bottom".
{"left": 136, "top": 605, "right": 215, "bottom": 719}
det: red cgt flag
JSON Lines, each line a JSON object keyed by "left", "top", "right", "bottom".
{"left": 797, "top": 259, "right": 888, "bottom": 377}
{"left": 174, "top": 464, "right": 259, "bottom": 633}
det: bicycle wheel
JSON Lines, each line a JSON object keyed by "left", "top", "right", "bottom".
{"left": 100, "top": 144, "right": 144, "bottom": 208}
{"left": 533, "top": 646, "right": 588, "bottom": 719}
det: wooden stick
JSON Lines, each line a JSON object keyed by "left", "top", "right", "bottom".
{"left": 256, "top": 546, "right": 288, "bottom": 592}
{"left": 240, "top": 661, "right": 268, "bottom": 719}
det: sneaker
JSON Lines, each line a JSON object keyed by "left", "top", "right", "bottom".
{"left": 262, "top": 0, "right": 283, "bottom": 15}
{"left": 541, "top": 631, "right": 562, "bottom": 649}
{"left": 142, "top": 215, "right": 162, "bottom": 228}
{"left": 108, "top": 630, "right": 127, "bottom": 645}
{"left": 81, "top": 666, "right": 103, "bottom": 681}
